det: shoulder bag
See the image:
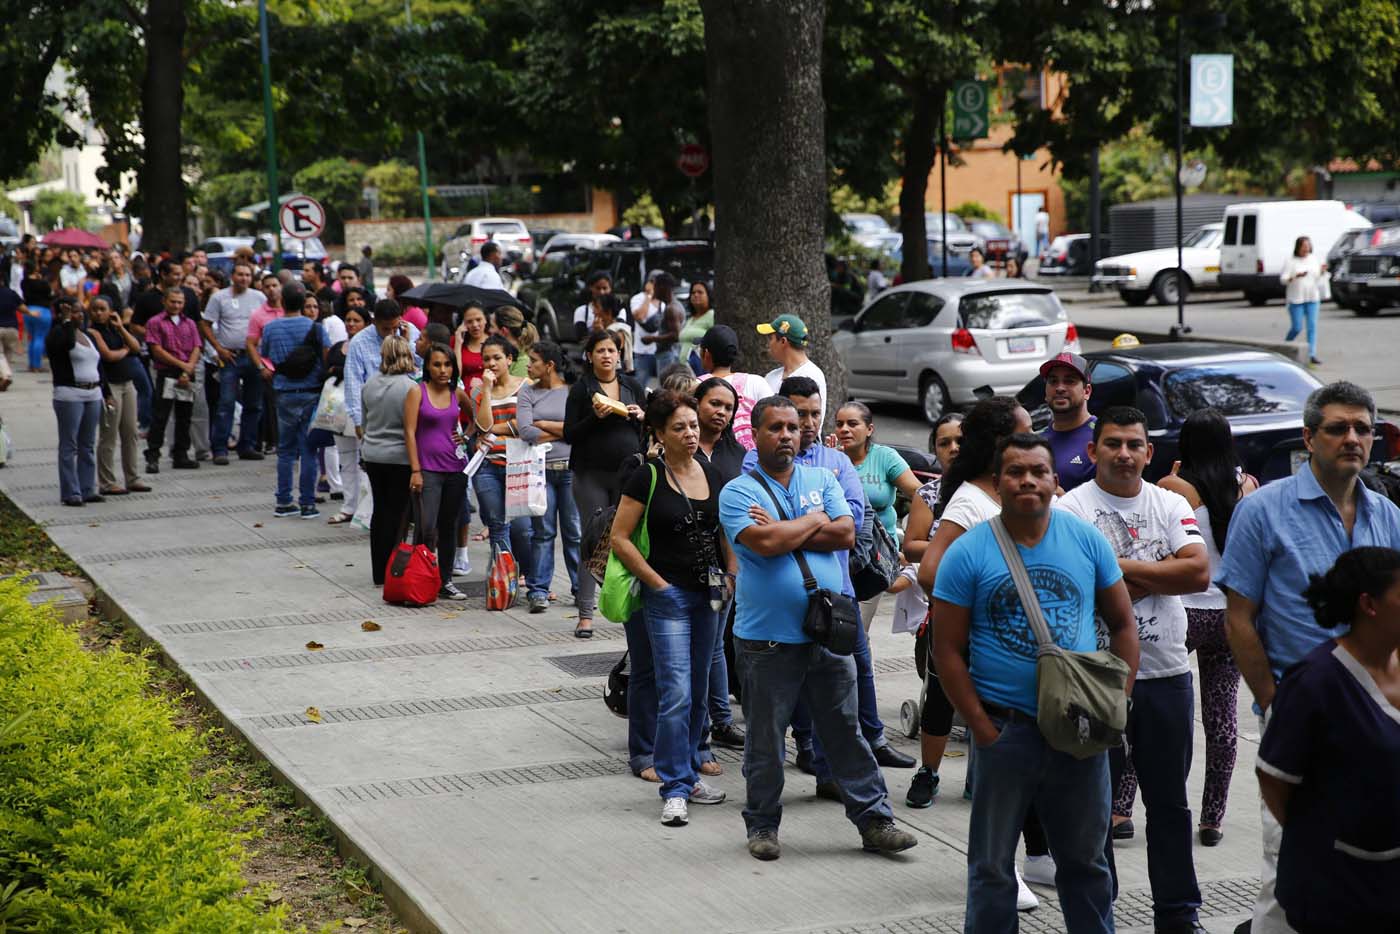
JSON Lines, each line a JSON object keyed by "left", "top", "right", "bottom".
{"left": 850, "top": 498, "right": 901, "bottom": 600}
{"left": 751, "top": 471, "right": 860, "bottom": 655}
{"left": 598, "top": 463, "right": 657, "bottom": 623}
{"left": 989, "top": 516, "right": 1130, "bottom": 759}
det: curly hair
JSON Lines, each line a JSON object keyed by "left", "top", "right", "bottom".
{"left": 939, "top": 396, "right": 1024, "bottom": 513}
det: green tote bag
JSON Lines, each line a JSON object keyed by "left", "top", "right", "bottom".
{"left": 598, "top": 464, "right": 657, "bottom": 623}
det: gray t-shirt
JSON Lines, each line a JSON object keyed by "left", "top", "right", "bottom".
{"left": 203, "top": 286, "right": 260, "bottom": 350}
{"left": 360, "top": 373, "right": 416, "bottom": 465}
{"left": 516, "top": 381, "right": 571, "bottom": 463}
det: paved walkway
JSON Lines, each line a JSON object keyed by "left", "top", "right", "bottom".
{"left": 1, "top": 367, "right": 1261, "bottom": 933}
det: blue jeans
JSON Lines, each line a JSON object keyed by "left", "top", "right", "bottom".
{"left": 1109, "top": 673, "right": 1201, "bottom": 928}
{"left": 967, "top": 716, "right": 1115, "bottom": 934}
{"left": 213, "top": 352, "right": 264, "bottom": 455}
{"left": 793, "top": 608, "right": 887, "bottom": 778}
{"left": 736, "top": 638, "right": 892, "bottom": 834}
{"left": 698, "top": 599, "right": 735, "bottom": 765}
{"left": 527, "top": 467, "right": 581, "bottom": 600}
{"left": 623, "top": 611, "right": 657, "bottom": 775}
{"left": 1285, "top": 300, "right": 1320, "bottom": 358}
{"left": 27, "top": 306, "right": 50, "bottom": 370}
{"left": 642, "top": 585, "right": 720, "bottom": 800}
{"left": 275, "top": 391, "right": 320, "bottom": 507}
{"left": 654, "top": 348, "right": 679, "bottom": 375}
{"left": 53, "top": 397, "right": 101, "bottom": 502}
{"left": 632, "top": 353, "right": 658, "bottom": 388}
{"left": 474, "top": 462, "right": 511, "bottom": 552}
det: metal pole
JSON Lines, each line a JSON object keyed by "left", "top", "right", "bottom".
{"left": 257, "top": 0, "right": 280, "bottom": 272}
{"left": 939, "top": 105, "right": 949, "bottom": 278}
{"left": 1089, "top": 145, "right": 1101, "bottom": 287}
{"left": 406, "top": 0, "right": 435, "bottom": 280}
{"left": 1174, "top": 13, "right": 1189, "bottom": 335}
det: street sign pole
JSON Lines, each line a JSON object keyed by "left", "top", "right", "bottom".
{"left": 1173, "top": 13, "right": 1189, "bottom": 337}
{"left": 257, "top": 0, "right": 280, "bottom": 272}
{"left": 406, "top": 0, "right": 434, "bottom": 280}
{"left": 939, "top": 106, "right": 948, "bottom": 278}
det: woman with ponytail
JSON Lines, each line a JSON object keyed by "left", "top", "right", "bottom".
{"left": 493, "top": 305, "right": 537, "bottom": 379}
{"left": 1257, "top": 546, "right": 1400, "bottom": 933}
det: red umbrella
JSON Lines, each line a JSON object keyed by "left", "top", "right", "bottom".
{"left": 41, "top": 228, "right": 110, "bottom": 250}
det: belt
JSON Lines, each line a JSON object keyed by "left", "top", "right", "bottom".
{"left": 71, "top": 381, "right": 100, "bottom": 391}
{"left": 981, "top": 702, "right": 1036, "bottom": 724}
{"left": 545, "top": 461, "right": 570, "bottom": 471}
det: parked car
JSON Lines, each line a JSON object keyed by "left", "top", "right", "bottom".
{"left": 842, "top": 212, "right": 894, "bottom": 250}
{"left": 965, "top": 219, "right": 1029, "bottom": 265}
{"left": 538, "top": 232, "right": 621, "bottom": 256}
{"left": 923, "top": 212, "right": 980, "bottom": 257}
{"left": 1219, "top": 200, "right": 1369, "bottom": 305}
{"left": 261, "top": 233, "right": 328, "bottom": 272}
{"left": 1016, "top": 342, "right": 1400, "bottom": 483}
{"left": 881, "top": 234, "right": 974, "bottom": 279}
{"left": 0, "top": 217, "right": 20, "bottom": 251}
{"left": 439, "top": 217, "right": 534, "bottom": 279}
{"left": 197, "top": 236, "right": 255, "bottom": 275}
{"left": 1325, "top": 225, "right": 1380, "bottom": 276}
{"left": 1346, "top": 201, "right": 1400, "bottom": 225}
{"left": 833, "top": 279, "right": 1080, "bottom": 424}
{"left": 1092, "top": 222, "right": 1223, "bottom": 305}
{"left": 1036, "top": 233, "right": 1109, "bottom": 276}
{"left": 604, "top": 224, "right": 668, "bottom": 243}
{"left": 1331, "top": 225, "right": 1400, "bottom": 316}
{"left": 529, "top": 226, "right": 565, "bottom": 257}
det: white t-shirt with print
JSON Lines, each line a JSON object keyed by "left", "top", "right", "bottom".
{"left": 764, "top": 358, "right": 827, "bottom": 418}
{"left": 1060, "top": 481, "right": 1201, "bottom": 680}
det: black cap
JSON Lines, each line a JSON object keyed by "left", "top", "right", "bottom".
{"left": 700, "top": 324, "right": 738, "bottom": 358}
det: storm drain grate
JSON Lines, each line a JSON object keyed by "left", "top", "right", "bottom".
{"left": 86, "top": 532, "right": 360, "bottom": 563}
{"left": 329, "top": 756, "right": 632, "bottom": 803}
{"left": 244, "top": 683, "right": 605, "bottom": 729}
{"left": 872, "top": 656, "right": 917, "bottom": 675}
{"left": 797, "top": 876, "right": 1257, "bottom": 934}
{"left": 42, "top": 501, "right": 274, "bottom": 527}
{"left": 543, "top": 650, "right": 627, "bottom": 678}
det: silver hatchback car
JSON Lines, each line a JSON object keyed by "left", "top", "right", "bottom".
{"left": 832, "top": 280, "right": 1080, "bottom": 423}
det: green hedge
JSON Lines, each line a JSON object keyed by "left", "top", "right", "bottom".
{"left": 0, "top": 581, "right": 285, "bottom": 933}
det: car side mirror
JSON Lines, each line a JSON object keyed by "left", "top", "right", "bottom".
{"left": 838, "top": 318, "right": 856, "bottom": 332}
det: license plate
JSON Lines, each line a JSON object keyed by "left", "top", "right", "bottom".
{"left": 1290, "top": 450, "right": 1309, "bottom": 474}
{"left": 1008, "top": 337, "right": 1038, "bottom": 354}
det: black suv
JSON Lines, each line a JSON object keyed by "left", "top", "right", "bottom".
{"left": 1331, "top": 224, "right": 1400, "bottom": 316}
{"left": 515, "top": 240, "right": 713, "bottom": 345}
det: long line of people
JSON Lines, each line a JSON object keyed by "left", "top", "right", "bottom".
{"left": 10, "top": 263, "right": 1400, "bottom": 931}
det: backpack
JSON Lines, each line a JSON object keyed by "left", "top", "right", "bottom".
{"left": 849, "top": 497, "right": 901, "bottom": 601}
{"left": 277, "top": 320, "right": 323, "bottom": 380}
{"left": 1361, "top": 463, "right": 1400, "bottom": 508}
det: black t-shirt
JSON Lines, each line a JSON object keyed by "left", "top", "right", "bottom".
{"left": 0, "top": 287, "right": 21, "bottom": 329}
{"left": 622, "top": 457, "right": 722, "bottom": 592}
{"left": 20, "top": 278, "right": 51, "bottom": 307}
{"left": 696, "top": 435, "right": 746, "bottom": 487}
{"left": 93, "top": 322, "right": 138, "bottom": 383}
{"left": 131, "top": 285, "right": 202, "bottom": 327}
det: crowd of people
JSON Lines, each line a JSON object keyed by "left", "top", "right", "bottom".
{"left": 4, "top": 235, "right": 1400, "bottom": 932}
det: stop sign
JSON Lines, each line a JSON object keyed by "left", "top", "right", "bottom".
{"left": 677, "top": 143, "right": 709, "bottom": 178}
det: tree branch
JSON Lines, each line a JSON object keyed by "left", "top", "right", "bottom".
{"left": 119, "top": 0, "right": 147, "bottom": 31}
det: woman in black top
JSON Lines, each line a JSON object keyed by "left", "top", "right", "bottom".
{"left": 610, "top": 390, "right": 736, "bottom": 827}
{"left": 563, "top": 329, "right": 645, "bottom": 634}
{"left": 89, "top": 295, "right": 150, "bottom": 495}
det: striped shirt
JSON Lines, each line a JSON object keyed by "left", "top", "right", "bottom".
{"left": 470, "top": 384, "right": 519, "bottom": 465}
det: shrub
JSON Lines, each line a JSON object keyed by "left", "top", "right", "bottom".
{"left": 950, "top": 200, "right": 1001, "bottom": 223}
{"left": 0, "top": 580, "right": 285, "bottom": 933}
{"left": 32, "top": 190, "right": 92, "bottom": 233}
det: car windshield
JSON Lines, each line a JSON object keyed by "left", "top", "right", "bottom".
{"left": 1185, "top": 226, "right": 1222, "bottom": 248}
{"left": 925, "top": 213, "right": 969, "bottom": 232}
{"left": 845, "top": 215, "right": 889, "bottom": 233}
{"left": 482, "top": 222, "right": 526, "bottom": 237}
{"left": 650, "top": 246, "right": 713, "bottom": 294}
{"left": 1162, "top": 361, "right": 1321, "bottom": 418}
{"left": 959, "top": 290, "right": 1064, "bottom": 330}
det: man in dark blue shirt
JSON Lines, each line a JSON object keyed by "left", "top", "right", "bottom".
{"left": 259, "top": 283, "right": 330, "bottom": 519}
{"left": 1041, "top": 352, "right": 1096, "bottom": 492}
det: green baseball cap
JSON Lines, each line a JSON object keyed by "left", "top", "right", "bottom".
{"left": 756, "top": 313, "right": 809, "bottom": 347}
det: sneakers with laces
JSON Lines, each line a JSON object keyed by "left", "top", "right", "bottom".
{"left": 274, "top": 504, "right": 298, "bottom": 518}
{"left": 1022, "top": 853, "right": 1057, "bottom": 887}
{"left": 299, "top": 505, "right": 321, "bottom": 520}
{"left": 710, "top": 721, "right": 746, "bottom": 749}
{"left": 905, "top": 766, "right": 939, "bottom": 809}
{"left": 452, "top": 551, "right": 472, "bottom": 577}
{"left": 747, "top": 828, "right": 781, "bottom": 861}
{"left": 690, "top": 780, "right": 726, "bottom": 805}
{"left": 859, "top": 818, "right": 917, "bottom": 854}
{"left": 439, "top": 583, "right": 468, "bottom": 601}
{"left": 1016, "top": 868, "right": 1039, "bottom": 911}
{"left": 660, "top": 797, "right": 688, "bottom": 826}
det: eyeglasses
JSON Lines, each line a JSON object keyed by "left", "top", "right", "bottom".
{"left": 1317, "top": 421, "right": 1373, "bottom": 437}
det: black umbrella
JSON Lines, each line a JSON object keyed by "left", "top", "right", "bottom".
{"left": 399, "top": 282, "right": 521, "bottom": 310}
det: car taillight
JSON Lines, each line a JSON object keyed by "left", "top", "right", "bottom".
{"left": 471, "top": 235, "right": 487, "bottom": 242}
{"left": 951, "top": 328, "right": 979, "bottom": 354}
{"left": 1056, "top": 252, "right": 1067, "bottom": 261}
{"left": 1256, "top": 258, "right": 1264, "bottom": 273}
{"left": 1373, "top": 229, "right": 1384, "bottom": 246}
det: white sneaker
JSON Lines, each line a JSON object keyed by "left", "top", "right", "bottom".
{"left": 452, "top": 552, "right": 472, "bottom": 578}
{"left": 1016, "top": 868, "right": 1039, "bottom": 912}
{"left": 661, "top": 797, "right": 689, "bottom": 826}
{"left": 690, "top": 780, "right": 726, "bottom": 805}
{"left": 1022, "top": 854, "right": 1057, "bottom": 887}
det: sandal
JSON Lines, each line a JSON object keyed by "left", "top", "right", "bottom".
{"left": 471, "top": 529, "right": 489, "bottom": 541}
{"left": 574, "top": 619, "right": 594, "bottom": 639}
{"left": 637, "top": 767, "right": 660, "bottom": 783}
{"left": 327, "top": 513, "right": 354, "bottom": 525}
{"left": 699, "top": 761, "right": 722, "bottom": 776}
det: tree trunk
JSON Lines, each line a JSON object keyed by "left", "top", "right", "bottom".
{"left": 138, "top": 0, "right": 188, "bottom": 252}
{"left": 700, "top": 0, "right": 842, "bottom": 422}
{"left": 897, "top": 88, "right": 940, "bottom": 283}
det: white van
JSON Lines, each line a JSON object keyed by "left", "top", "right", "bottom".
{"left": 1219, "top": 200, "right": 1370, "bottom": 304}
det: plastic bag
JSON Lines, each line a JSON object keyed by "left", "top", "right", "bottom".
{"left": 351, "top": 481, "right": 374, "bottom": 531}
{"left": 312, "top": 379, "right": 350, "bottom": 435}
{"left": 504, "top": 438, "right": 549, "bottom": 518}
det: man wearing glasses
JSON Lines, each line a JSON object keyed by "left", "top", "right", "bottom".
{"left": 1218, "top": 379, "right": 1400, "bottom": 934}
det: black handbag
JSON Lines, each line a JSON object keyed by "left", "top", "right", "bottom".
{"left": 751, "top": 472, "right": 860, "bottom": 655}
{"left": 850, "top": 501, "right": 901, "bottom": 601}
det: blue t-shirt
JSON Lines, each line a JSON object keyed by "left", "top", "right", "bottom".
{"left": 1216, "top": 465, "right": 1400, "bottom": 682}
{"left": 1045, "top": 418, "right": 1096, "bottom": 492}
{"left": 260, "top": 316, "right": 331, "bottom": 393}
{"left": 933, "top": 511, "right": 1123, "bottom": 716}
{"left": 1259, "top": 640, "right": 1400, "bottom": 931}
{"left": 721, "top": 464, "right": 853, "bottom": 644}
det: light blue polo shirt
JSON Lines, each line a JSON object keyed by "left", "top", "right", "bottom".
{"left": 1216, "top": 463, "right": 1400, "bottom": 682}
{"left": 721, "top": 463, "right": 853, "bottom": 644}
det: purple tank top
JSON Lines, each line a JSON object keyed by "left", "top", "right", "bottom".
{"left": 417, "top": 387, "right": 466, "bottom": 472}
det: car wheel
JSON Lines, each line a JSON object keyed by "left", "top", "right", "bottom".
{"left": 1153, "top": 270, "right": 1188, "bottom": 305}
{"left": 535, "top": 301, "right": 557, "bottom": 340}
{"left": 1120, "top": 289, "right": 1151, "bottom": 306}
{"left": 919, "top": 373, "right": 951, "bottom": 425}
{"left": 1354, "top": 304, "right": 1381, "bottom": 317}
{"left": 1245, "top": 292, "right": 1270, "bottom": 306}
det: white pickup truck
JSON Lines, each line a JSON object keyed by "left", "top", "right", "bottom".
{"left": 1091, "top": 223, "right": 1223, "bottom": 305}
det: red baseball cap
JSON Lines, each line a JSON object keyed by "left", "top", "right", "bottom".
{"left": 1039, "top": 351, "right": 1089, "bottom": 382}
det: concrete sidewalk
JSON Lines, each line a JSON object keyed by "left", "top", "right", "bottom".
{"left": 0, "top": 367, "right": 1261, "bottom": 933}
